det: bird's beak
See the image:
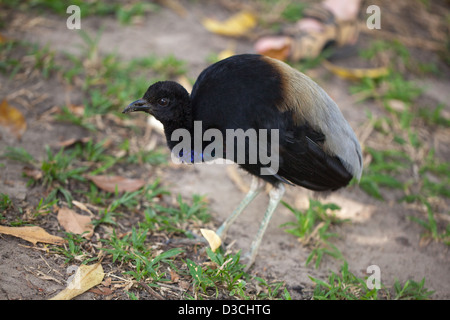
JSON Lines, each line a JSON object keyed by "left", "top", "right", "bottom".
{"left": 122, "top": 99, "right": 152, "bottom": 114}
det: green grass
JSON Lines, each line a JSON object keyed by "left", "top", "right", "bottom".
{"left": 187, "top": 248, "right": 246, "bottom": 298}
{"left": 52, "top": 232, "right": 96, "bottom": 264}
{"left": 142, "top": 194, "right": 211, "bottom": 237}
{"left": 359, "top": 147, "right": 410, "bottom": 200}
{"left": 408, "top": 199, "right": 450, "bottom": 245}
{"left": 310, "top": 262, "right": 434, "bottom": 300}
{"left": 101, "top": 226, "right": 183, "bottom": 282}
{"left": 310, "top": 262, "right": 379, "bottom": 300}
{"left": 392, "top": 278, "right": 434, "bottom": 300}
{"left": 350, "top": 36, "right": 450, "bottom": 249}
{"left": 281, "top": 199, "right": 347, "bottom": 268}
{"left": 281, "top": 2, "right": 306, "bottom": 22}
{"left": 3, "top": 0, "right": 160, "bottom": 25}
{"left": 418, "top": 103, "right": 450, "bottom": 127}
{"left": 31, "top": 196, "right": 58, "bottom": 219}
{"left": 0, "top": 193, "right": 13, "bottom": 212}
{"left": 1, "top": 146, "right": 35, "bottom": 165}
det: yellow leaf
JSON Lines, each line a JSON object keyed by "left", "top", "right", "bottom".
{"left": 57, "top": 207, "right": 94, "bottom": 238}
{"left": 0, "top": 225, "right": 66, "bottom": 245}
{"left": 202, "top": 11, "right": 257, "bottom": 37}
{"left": 200, "top": 228, "right": 222, "bottom": 252}
{"left": 49, "top": 263, "right": 104, "bottom": 300}
{"left": 0, "top": 99, "right": 27, "bottom": 139}
{"left": 322, "top": 60, "right": 389, "bottom": 81}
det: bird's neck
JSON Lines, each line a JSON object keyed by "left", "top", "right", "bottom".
{"left": 162, "top": 102, "right": 194, "bottom": 151}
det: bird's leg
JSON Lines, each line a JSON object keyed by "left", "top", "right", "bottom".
{"left": 243, "top": 183, "right": 285, "bottom": 271}
{"left": 216, "top": 176, "right": 265, "bottom": 241}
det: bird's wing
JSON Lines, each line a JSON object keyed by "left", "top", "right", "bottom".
{"left": 276, "top": 123, "right": 353, "bottom": 191}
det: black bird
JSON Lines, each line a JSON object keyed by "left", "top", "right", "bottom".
{"left": 123, "top": 54, "right": 362, "bottom": 269}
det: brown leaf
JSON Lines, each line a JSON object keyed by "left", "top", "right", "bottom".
{"left": 67, "top": 104, "right": 85, "bottom": 117}
{"left": 57, "top": 207, "right": 94, "bottom": 238}
{"left": 0, "top": 99, "right": 27, "bottom": 139}
{"left": 0, "top": 225, "right": 66, "bottom": 245}
{"left": 170, "top": 270, "right": 180, "bottom": 282}
{"left": 89, "top": 286, "right": 113, "bottom": 296}
{"left": 260, "top": 44, "right": 290, "bottom": 61}
{"left": 23, "top": 166, "right": 43, "bottom": 180}
{"left": 0, "top": 32, "right": 8, "bottom": 43}
{"left": 87, "top": 175, "right": 146, "bottom": 193}
{"left": 72, "top": 200, "right": 94, "bottom": 216}
{"left": 55, "top": 137, "right": 90, "bottom": 148}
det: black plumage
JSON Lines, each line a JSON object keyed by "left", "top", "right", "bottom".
{"left": 123, "top": 54, "right": 362, "bottom": 268}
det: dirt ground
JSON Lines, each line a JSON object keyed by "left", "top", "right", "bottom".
{"left": 0, "top": 1, "right": 449, "bottom": 300}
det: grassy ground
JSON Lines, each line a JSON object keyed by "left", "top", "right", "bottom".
{"left": 0, "top": 0, "right": 449, "bottom": 300}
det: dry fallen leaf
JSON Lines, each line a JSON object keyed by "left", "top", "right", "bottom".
{"left": 0, "top": 32, "right": 9, "bottom": 43}
{"left": 89, "top": 286, "right": 113, "bottom": 296}
{"left": 322, "top": 59, "right": 389, "bottom": 81}
{"left": 259, "top": 44, "right": 290, "bottom": 61}
{"left": 170, "top": 270, "right": 180, "bottom": 282}
{"left": 67, "top": 104, "right": 85, "bottom": 116}
{"left": 0, "top": 99, "right": 27, "bottom": 139}
{"left": 49, "top": 263, "right": 104, "bottom": 300}
{"left": 386, "top": 99, "right": 407, "bottom": 112}
{"left": 72, "top": 200, "right": 94, "bottom": 216}
{"left": 87, "top": 175, "right": 146, "bottom": 193}
{"left": 200, "top": 228, "right": 222, "bottom": 252}
{"left": 57, "top": 207, "right": 94, "bottom": 238}
{"left": 22, "top": 166, "right": 43, "bottom": 180}
{"left": 55, "top": 137, "right": 91, "bottom": 148}
{"left": 0, "top": 225, "right": 66, "bottom": 245}
{"left": 202, "top": 11, "right": 257, "bottom": 37}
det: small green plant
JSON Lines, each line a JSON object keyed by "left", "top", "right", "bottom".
{"left": 393, "top": 278, "right": 434, "bottom": 300}
{"left": 31, "top": 196, "right": 58, "bottom": 218}
{"left": 41, "top": 146, "right": 88, "bottom": 186}
{"left": 359, "top": 147, "right": 410, "bottom": 200}
{"left": 29, "top": 44, "right": 59, "bottom": 78}
{"left": 52, "top": 106, "right": 97, "bottom": 131}
{"left": 408, "top": 199, "right": 450, "bottom": 245}
{"left": 141, "top": 194, "right": 210, "bottom": 236}
{"left": 281, "top": 2, "right": 306, "bottom": 22}
{"left": 186, "top": 248, "right": 248, "bottom": 298}
{"left": 0, "top": 193, "right": 13, "bottom": 212}
{"left": 52, "top": 232, "right": 94, "bottom": 264}
{"left": 1, "top": 146, "right": 35, "bottom": 164}
{"left": 0, "top": 40, "right": 22, "bottom": 77}
{"left": 124, "top": 148, "right": 168, "bottom": 166}
{"left": 418, "top": 103, "right": 450, "bottom": 127}
{"left": 310, "top": 262, "right": 379, "bottom": 300}
{"left": 101, "top": 227, "right": 183, "bottom": 282}
{"left": 255, "top": 277, "right": 291, "bottom": 300}
{"left": 281, "top": 199, "right": 346, "bottom": 267}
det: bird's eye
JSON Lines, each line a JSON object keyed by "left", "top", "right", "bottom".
{"left": 158, "top": 98, "right": 169, "bottom": 106}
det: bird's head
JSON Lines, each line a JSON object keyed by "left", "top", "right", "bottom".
{"left": 122, "top": 81, "right": 190, "bottom": 124}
